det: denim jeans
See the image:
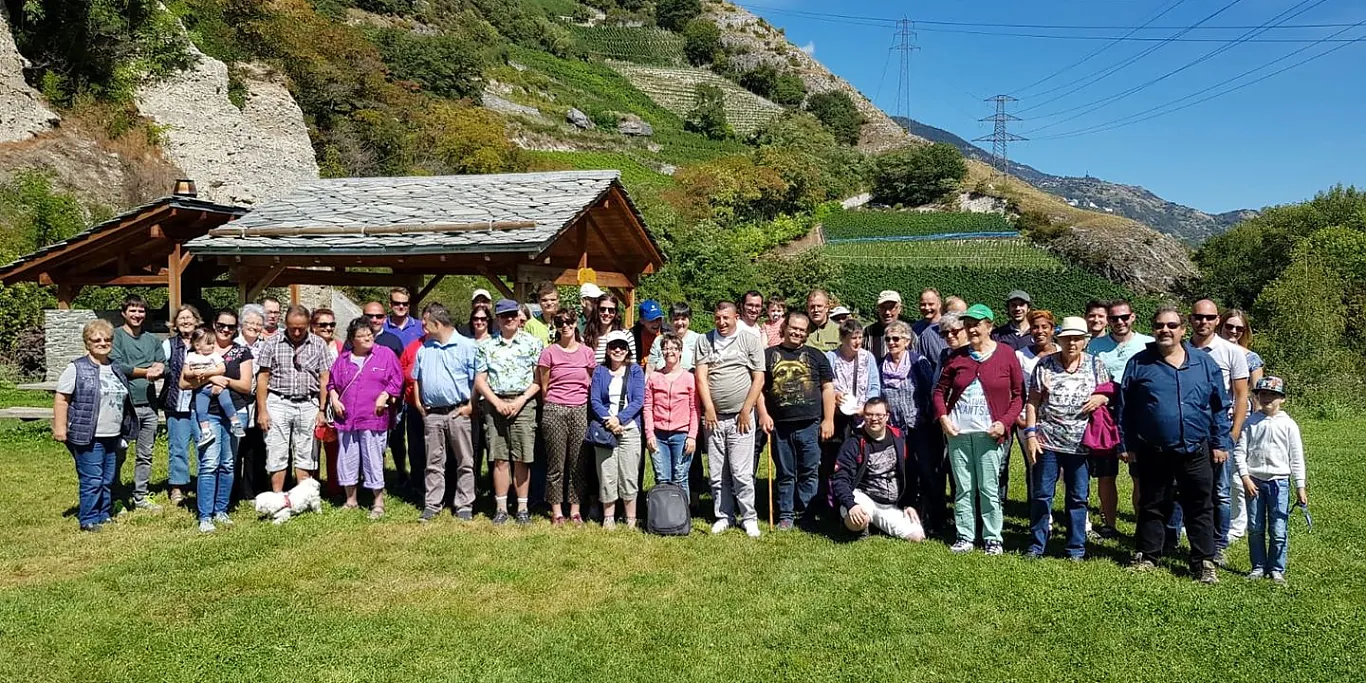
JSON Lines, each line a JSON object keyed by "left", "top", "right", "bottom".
{"left": 165, "top": 411, "right": 196, "bottom": 487}
{"left": 1247, "top": 477, "right": 1291, "bottom": 574}
{"left": 651, "top": 430, "right": 693, "bottom": 499}
{"left": 771, "top": 420, "right": 821, "bottom": 522}
{"left": 197, "top": 418, "right": 237, "bottom": 521}
{"left": 1214, "top": 456, "right": 1233, "bottom": 550}
{"left": 70, "top": 437, "right": 119, "bottom": 528}
{"left": 1029, "top": 450, "right": 1090, "bottom": 558}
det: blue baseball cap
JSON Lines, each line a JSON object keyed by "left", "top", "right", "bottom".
{"left": 494, "top": 298, "right": 519, "bottom": 316}
{"left": 639, "top": 299, "right": 663, "bottom": 321}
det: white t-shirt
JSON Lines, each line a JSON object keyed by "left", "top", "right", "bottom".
{"left": 57, "top": 362, "right": 127, "bottom": 438}
{"left": 949, "top": 378, "right": 993, "bottom": 434}
{"left": 1198, "top": 334, "right": 1251, "bottom": 391}
{"left": 1016, "top": 344, "right": 1057, "bottom": 398}
{"left": 736, "top": 319, "right": 762, "bottom": 339}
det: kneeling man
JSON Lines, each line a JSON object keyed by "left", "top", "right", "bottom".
{"left": 831, "top": 397, "right": 925, "bottom": 541}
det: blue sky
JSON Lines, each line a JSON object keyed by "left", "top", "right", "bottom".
{"left": 738, "top": 0, "right": 1365, "bottom": 213}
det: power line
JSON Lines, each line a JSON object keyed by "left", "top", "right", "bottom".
{"left": 974, "top": 96, "right": 1027, "bottom": 179}
{"left": 1032, "top": 23, "right": 1366, "bottom": 140}
{"left": 1022, "top": 0, "right": 1332, "bottom": 132}
{"left": 1015, "top": 0, "right": 1248, "bottom": 114}
{"left": 1012, "top": 0, "right": 1191, "bottom": 97}
{"left": 737, "top": 3, "right": 1356, "bottom": 32}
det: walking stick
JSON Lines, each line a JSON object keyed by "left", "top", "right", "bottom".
{"left": 767, "top": 439, "right": 774, "bottom": 528}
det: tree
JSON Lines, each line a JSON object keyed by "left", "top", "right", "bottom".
{"left": 370, "top": 29, "right": 484, "bottom": 100}
{"left": 770, "top": 72, "right": 808, "bottom": 106}
{"left": 738, "top": 64, "right": 778, "bottom": 99}
{"left": 682, "top": 18, "right": 721, "bottom": 66}
{"left": 804, "top": 90, "right": 863, "bottom": 145}
{"left": 870, "top": 143, "right": 968, "bottom": 207}
{"left": 656, "top": 0, "right": 702, "bottom": 31}
{"left": 684, "top": 83, "right": 732, "bottom": 141}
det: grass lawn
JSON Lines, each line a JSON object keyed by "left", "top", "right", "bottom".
{"left": 1, "top": 414, "right": 1362, "bottom": 682}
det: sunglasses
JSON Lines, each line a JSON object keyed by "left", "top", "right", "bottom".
{"left": 599, "top": 307, "right": 617, "bottom": 314}
{"left": 607, "top": 344, "right": 630, "bottom": 352}
{"left": 88, "top": 337, "right": 112, "bottom": 344}
{"left": 1154, "top": 321, "right": 1184, "bottom": 330}
{"left": 1108, "top": 314, "right": 1132, "bottom": 322}
{"left": 1191, "top": 314, "right": 1219, "bottom": 322}
{"left": 472, "top": 316, "right": 490, "bottom": 323}
{"left": 215, "top": 322, "right": 237, "bottom": 331}
{"left": 555, "top": 319, "right": 576, "bottom": 328}
{"left": 886, "top": 335, "right": 906, "bottom": 342}
{"left": 389, "top": 300, "right": 409, "bottom": 307}
{"left": 941, "top": 327, "right": 965, "bottom": 336}
{"left": 365, "top": 313, "right": 385, "bottom": 320}
{"left": 1223, "top": 323, "right": 1245, "bottom": 332}
{"left": 315, "top": 322, "right": 336, "bottom": 329}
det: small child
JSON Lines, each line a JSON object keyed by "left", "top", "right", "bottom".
{"left": 182, "top": 328, "right": 245, "bottom": 448}
{"left": 1233, "top": 376, "right": 1307, "bottom": 584}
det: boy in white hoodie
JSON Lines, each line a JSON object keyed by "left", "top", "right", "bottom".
{"left": 1233, "top": 376, "right": 1307, "bottom": 584}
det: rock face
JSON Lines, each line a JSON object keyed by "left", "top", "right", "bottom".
{"left": 566, "top": 107, "right": 594, "bottom": 130}
{"left": 618, "top": 115, "right": 653, "bottom": 137}
{"left": 706, "top": 2, "right": 922, "bottom": 153}
{"left": 481, "top": 91, "right": 542, "bottom": 118}
{"left": 135, "top": 44, "right": 318, "bottom": 206}
{"left": 0, "top": 6, "right": 59, "bottom": 142}
{"left": 1046, "top": 223, "right": 1199, "bottom": 296}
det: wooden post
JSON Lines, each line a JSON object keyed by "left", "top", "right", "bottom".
{"left": 167, "top": 244, "right": 188, "bottom": 312}
{"left": 414, "top": 275, "right": 445, "bottom": 307}
{"left": 289, "top": 284, "right": 301, "bottom": 307}
{"left": 56, "top": 283, "right": 83, "bottom": 310}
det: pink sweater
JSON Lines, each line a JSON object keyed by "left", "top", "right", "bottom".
{"left": 643, "top": 369, "right": 699, "bottom": 438}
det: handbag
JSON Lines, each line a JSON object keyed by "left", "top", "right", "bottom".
{"left": 586, "top": 369, "right": 630, "bottom": 448}
{"left": 1081, "top": 356, "right": 1120, "bottom": 455}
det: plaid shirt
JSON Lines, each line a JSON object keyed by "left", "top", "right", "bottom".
{"left": 256, "top": 332, "right": 328, "bottom": 399}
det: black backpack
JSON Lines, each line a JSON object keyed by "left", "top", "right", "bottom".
{"left": 646, "top": 483, "right": 692, "bottom": 536}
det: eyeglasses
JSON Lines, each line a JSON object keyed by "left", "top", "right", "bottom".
{"left": 1154, "top": 321, "right": 1183, "bottom": 330}
{"left": 214, "top": 322, "right": 237, "bottom": 331}
{"left": 1107, "top": 314, "right": 1132, "bottom": 322}
{"left": 389, "top": 300, "right": 409, "bottom": 308}
{"left": 315, "top": 322, "right": 336, "bottom": 329}
{"left": 1191, "top": 314, "right": 1219, "bottom": 322}
{"left": 365, "top": 313, "right": 385, "bottom": 320}
{"left": 864, "top": 413, "right": 888, "bottom": 421}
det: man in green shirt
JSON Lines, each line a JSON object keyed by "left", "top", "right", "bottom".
{"left": 805, "top": 289, "right": 841, "bottom": 352}
{"left": 111, "top": 295, "right": 166, "bottom": 511}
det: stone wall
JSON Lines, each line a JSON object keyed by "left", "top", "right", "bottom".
{"left": 44, "top": 310, "right": 96, "bottom": 382}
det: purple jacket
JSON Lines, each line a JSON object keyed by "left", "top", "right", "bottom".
{"left": 327, "top": 345, "right": 402, "bottom": 432}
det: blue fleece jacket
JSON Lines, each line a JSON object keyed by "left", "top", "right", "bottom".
{"left": 590, "top": 364, "right": 646, "bottom": 429}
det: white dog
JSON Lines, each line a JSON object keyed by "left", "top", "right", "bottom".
{"left": 253, "top": 477, "right": 322, "bottom": 525}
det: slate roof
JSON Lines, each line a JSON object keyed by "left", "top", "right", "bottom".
{"left": 187, "top": 171, "right": 637, "bottom": 256}
{"left": 0, "top": 195, "right": 246, "bottom": 279}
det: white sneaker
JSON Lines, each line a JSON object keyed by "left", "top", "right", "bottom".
{"left": 711, "top": 519, "right": 731, "bottom": 534}
{"left": 198, "top": 519, "right": 216, "bottom": 533}
{"left": 742, "top": 520, "right": 761, "bottom": 538}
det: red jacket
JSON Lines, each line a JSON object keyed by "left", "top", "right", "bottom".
{"left": 932, "top": 345, "right": 1024, "bottom": 442}
{"left": 399, "top": 336, "right": 426, "bottom": 407}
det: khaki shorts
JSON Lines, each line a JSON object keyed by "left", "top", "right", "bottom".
{"left": 485, "top": 402, "right": 537, "bottom": 463}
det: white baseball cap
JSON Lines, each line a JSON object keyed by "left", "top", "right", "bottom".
{"left": 580, "top": 283, "right": 604, "bottom": 299}
{"left": 471, "top": 288, "right": 492, "bottom": 302}
{"left": 877, "top": 290, "right": 902, "bottom": 305}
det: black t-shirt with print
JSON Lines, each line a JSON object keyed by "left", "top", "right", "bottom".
{"left": 763, "top": 344, "right": 833, "bottom": 424}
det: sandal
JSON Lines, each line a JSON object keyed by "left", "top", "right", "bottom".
{"left": 570, "top": 513, "right": 584, "bottom": 527}
{"left": 342, "top": 502, "right": 360, "bottom": 510}
{"left": 368, "top": 507, "right": 384, "bottom": 520}
{"left": 552, "top": 515, "right": 566, "bottom": 527}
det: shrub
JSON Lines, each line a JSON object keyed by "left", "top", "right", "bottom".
{"left": 682, "top": 19, "right": 722, "bottom": 66}
{"left": 804, "top": 90, "right": 863, "bottom": 145}
{"left": 655, "top": 0, "right": 702, "bottom": 32}
{"left": 738, "top": 64, "right": 779, "bottom": 99}
{"left": 870, "top": 143, "right": 968, "bottom": 207}
{"left": 410, "top": 102, "right": 527, "bottom": 175}
{"left": 684, "top": 83, "right": 733, "bottom": 141}
{"left": 369, "top": 28, "right": 485, "bottom": 100}
{"left": 770, "top": 72, "right": 807, "bottom": 107}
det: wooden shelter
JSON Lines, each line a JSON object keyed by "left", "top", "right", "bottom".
{"left": 0, "top": 194, "right": 246, "bottom": 310}
{"left": 0, "top": 171, "right": 663, "bottom": 320}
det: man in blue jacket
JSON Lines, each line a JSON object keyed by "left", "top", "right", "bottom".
{"left": 1116, "top": 305, "right": 1232, "bottom": 584}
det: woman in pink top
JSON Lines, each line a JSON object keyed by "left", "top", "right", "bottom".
{"left": 644, "top": 333, "right": 699, "bottom": 498}
{"left": 327, "top": 319, "right": 402, "bottom": 518}
{"left": 537, "top": 311, "right": 597, "bottom": 526}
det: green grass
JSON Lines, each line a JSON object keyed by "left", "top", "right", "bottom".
{"left": 0, "top": 381, "right": 49, "bottom": 410}
{"left": 570, "top": 26, "right": 686, "bottom": 66}
{"left": 823, "top": 209, "right": 1014, "bottom": 240}
{"left": 2, "top": 415, "right": 1362, "bottom": 681}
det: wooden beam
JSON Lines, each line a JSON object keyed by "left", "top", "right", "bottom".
{"left": 612, "top": 287, "right": 637, "bottom": 327}
{"left": 577, "top": 220, "right": 588, "bottom": 269}
{"left": 56, "top": 284, "right": 82, "bottom": 310}
{"left": 480, "top": 270, "right": 515, "bottom": 299}
{"left": 245, "top": 264, "right": 289, "bottom": 302}
{"left": 414, "top": 275, "right": 445, "bottom": 306}
{"left": 167, "top": 244, "right": 185, "bottom": 312}
{"left": 211, "top": 253, "right": 529, "bottom": 271}
{"left": 206, "top": 220, "right": 536, "bottom": 238}
{"left": 289, "top": 284, "right": 300, "bottom": 307}
{"left": 268, "top": 268, "right": 421, "bottom": 288}
{"left": 515, "top": 265, "right": 634, "bottom": 289}
{"left": 46, "top": 274, "right": 169, "bottom": 286}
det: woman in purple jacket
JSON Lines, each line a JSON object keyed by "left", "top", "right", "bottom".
{"left": 327, "top": 318, "right": 403, "bottom": 518}
{"left": 932, "top": 304, "right": 1024, "bottom": 555}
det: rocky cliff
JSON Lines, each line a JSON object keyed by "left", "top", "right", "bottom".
{"left": 0, "top": 6, "right": 58, "bottom": 144}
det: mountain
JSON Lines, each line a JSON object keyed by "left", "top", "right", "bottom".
{"left": 893, "top": 116, "right": 1254, "bottom": 243}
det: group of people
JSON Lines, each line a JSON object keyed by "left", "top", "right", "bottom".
{"left": 52, "top": 282, "right": 1308, "bottom": 584}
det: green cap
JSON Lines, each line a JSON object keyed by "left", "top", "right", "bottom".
{"left": 962, "top": 303, "right": 995, "bottom": 323}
